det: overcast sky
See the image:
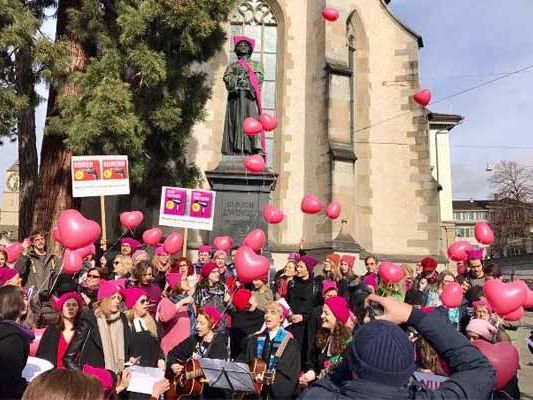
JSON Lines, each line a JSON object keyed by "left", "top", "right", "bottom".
{"left": 1, "top": 1, "right": 532, "bottom": 204}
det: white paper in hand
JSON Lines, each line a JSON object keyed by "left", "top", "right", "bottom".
{"left": 127, "top": 366, "right": 164, "bottom": 395}
{"left": 23, "top": 357, "right": 54, "bottom": 382}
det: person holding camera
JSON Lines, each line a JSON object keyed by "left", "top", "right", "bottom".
{"left": 300, "top": 294, "right": 495, "bottom": 400}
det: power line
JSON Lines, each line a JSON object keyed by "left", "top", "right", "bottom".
{"left": 452, "top": 145, "right": 533, "bottom": 150}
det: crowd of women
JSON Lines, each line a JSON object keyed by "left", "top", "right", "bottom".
{"left": 0, "top": 231, "right": 530, "bottom": 399}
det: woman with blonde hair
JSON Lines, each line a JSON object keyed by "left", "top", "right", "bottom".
{"left": 111, "top": 255, "right": 133, "bottom": 285}
{"left": 321, "top": 254, "right": 341, "bottom": 282}
{"left": 64, "top": 280, "right": 130, "bottom": 373}
{"left": 275, "top": 258, "right": 297, "bottom": 299}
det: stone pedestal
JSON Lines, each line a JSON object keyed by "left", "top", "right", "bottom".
{"left": 205, "top": 156, "right": 278, "bottom": 247}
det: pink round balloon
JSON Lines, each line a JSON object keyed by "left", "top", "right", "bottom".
{"left": 447, "top": 240, "right": 472, "bottom": 262}
{"left": 213, "top": 236, "right": 234, "bottom": 252}
{"left": 243, "top": 117, "right": 263, "bottom": 135}
{"left": 321, "top": 7, "right": 340, "bottom": 22}
{"left": 263, "top": 204, "right": 284, "bottom": 224}
{"left": 142, "top": 228, "right": 163, "bottom": 246}
{"left": 120, "top": 211, "right": 144, "bottom": 230}
{"left": 440, "top": 282, "right": 463, "bottom": 308}
{"left": 474, "top": 221, "right": 494, "bottom": 245}
{"left": 483, "top": 279, "right": 527, "bottom": 316}
{"left": 258, "top": 113, "right": 278, "bottom": 131}
{"left": 413, "top": 89, "right": 432, "bottom": 107}
{"left": 325, "top": 201, "right": 341, "bottom": 219}
{"left": 5, "top": 242, "right": 24, "bottom": 263}
{"left": 29, "top": 328, "right": 46, "bottom": 357}
{"left": 378, "top": 262, "right": 405, "bottom": 284}
{"left": 301, "top": 193, "right": 322, "bottom": 214}
{"left": 62, "top": 249, "right": 83, "bottom": 275}
{"left": 242, "top": 229, "right": 266, "bottom": 251}
{"left": 474, "top": 340, "right": 519, "bottom": 389}
{"left": 243, "top": 155, "right": 265, "bottom": 173}
{"left": 164, "top": 232, "right": 184, "bottom": 255}
{"left": 235, "top": 246, "right": 270, "bottom": 283}
{"left": 57, "top": 209, "right": 101, "bottom": 250}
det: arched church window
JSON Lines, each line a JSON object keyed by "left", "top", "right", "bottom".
{"left": 230, "top": 0, "right": 278, "bottom": 165}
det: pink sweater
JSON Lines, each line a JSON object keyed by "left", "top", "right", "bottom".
{"left": 158, "top": 297, "right": 192, "bottom": 356}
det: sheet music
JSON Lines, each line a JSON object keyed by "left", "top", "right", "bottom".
{"left": 126, "top": 366, "right": 164, "bottom": 395}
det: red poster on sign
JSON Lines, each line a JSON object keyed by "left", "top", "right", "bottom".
{"left": 102, "top": 159, "right": 129, "bottom": 180}
{"left": 72, "top": 159, "right": 100, "bottom": 181}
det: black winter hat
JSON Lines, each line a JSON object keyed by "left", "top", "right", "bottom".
{"left": 350, "top": 320, "right": 415, "bottom": 387}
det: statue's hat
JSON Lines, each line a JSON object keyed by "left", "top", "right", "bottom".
{"left": 233, "top": 35, "right": 256, "bottom": 51}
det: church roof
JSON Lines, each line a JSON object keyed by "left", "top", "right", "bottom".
{"left": 381, "top": 0, "right": 424, "bottom": 48}
{"left": 7, "top": 160, "right": 18, "bottom": 172}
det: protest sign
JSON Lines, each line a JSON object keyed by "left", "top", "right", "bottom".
{"left": 71, "top": 155, "right": 130, "bottom": 197}
{"left": 159, "top": 186, "right": 216, "bottom": 231}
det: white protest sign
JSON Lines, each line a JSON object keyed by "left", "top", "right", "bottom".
{"left": 158, "top": 186, "right": 216, "bottom": 231}
{"left": 71, "top": 155, "right": 130, "bottom": 197}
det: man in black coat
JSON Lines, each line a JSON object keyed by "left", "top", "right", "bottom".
{"left": 300, "top": 294, "right": 496, "bottom": 400}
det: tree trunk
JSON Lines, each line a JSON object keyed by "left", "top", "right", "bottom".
{"left": 15, "top": 46, "right": 39, "bottom": 240}
{"left": 32, "top": 0, "right": 87, "bottom": 240}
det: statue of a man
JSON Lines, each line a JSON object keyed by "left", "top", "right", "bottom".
{"left": 221, "top": 36, "right": 265, "bottom": 156}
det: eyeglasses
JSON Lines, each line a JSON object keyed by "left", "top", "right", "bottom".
{"left": 87, "top": 274, "right": 100, "bottom": 279}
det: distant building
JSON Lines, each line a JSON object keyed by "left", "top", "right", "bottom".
{"left": 0, "top": 160, "right": 19, "bottom": 243}
{"left": 452, "top": 200, "right": 490, "bottom": 246}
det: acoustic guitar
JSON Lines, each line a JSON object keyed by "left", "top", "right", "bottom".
{"left": 165, "top": 359, "right": 206, "bottom": 400}
{"left": 250, "top": 358, "right": 276, "bottom": 394}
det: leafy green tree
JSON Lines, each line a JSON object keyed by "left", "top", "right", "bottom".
{"left": 34, "top": 0, "right": 236, "bottom": 236}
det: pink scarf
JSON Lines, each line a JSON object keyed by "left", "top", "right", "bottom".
{"left": 237, "top": 59, "right": 266, "bottom": 153}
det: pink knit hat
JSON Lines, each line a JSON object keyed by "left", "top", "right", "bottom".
{"left": 166, "top": 272, "right": 182, "bottom": 290}
{"left": 155, "top": 245, "right": 168, "bottom": 256}
{"left": 202, "top": 305, "right": 222, "bottom": 327}
{"left": 300, "top": 255, "right": 319, "bottom": 273}
{"left": 132, "top": 249, "right": 149, "bottom": 265}
{"left": 200, "top": 262, "right": 218, "bottom": 279}
{"left": 83, "top": 364, "right": 115, "bottom": 392}
{"left": 51, "top": 291, "right": 83, "bottom": 313}
{"left": 473, "top": 299, "right": 492, "bottom": 313}
{"left": 198, "top": 245, "right": 212, "bottom": 254}
{"left": 363, "top": 274, "right": 378, "bottom": 290}
{"left": 341, "top": 255, "right": 355, "bottom": 268}
{"left": 121, "top": 288, "right": 146, "bottom": 309}
{"left": 0, "top": 268, "right": 18, "bottom": 286}
{"left": 466, "top": 248, "right": 484, "bottom": 261}
{"left": 214, "top": 250, "right": 227, "bottom": 259}
{"left": 288, "top": 252, "right": 300, "bottom": 262}
{"left": 120, "top": 238, "right": 141, "bottom": 250}
{"left": 321, "top": 280, "right": 338, "bottom": 297}
{"left": 97, "top": 280, "right": 122, "bottom": 301}
{"left": 324, "top": 296, "right": 350, "bottom": 324}
{"left": 233, "top": 35, "right": 256, "bottom": 50}
{"left": 466, "top": 318, "right": 497, "bottom": 342}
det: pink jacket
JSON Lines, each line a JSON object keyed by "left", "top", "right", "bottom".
{"left": 158, "top": 297, "right": 192, "bottom": 356}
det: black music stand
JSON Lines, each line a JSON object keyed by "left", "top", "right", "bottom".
{"left": 199, "top": 358, "right": 257, "bottom": 393}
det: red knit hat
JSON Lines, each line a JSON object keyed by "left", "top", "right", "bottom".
{"left": 51, "top": 291, "right": 83, "bottom": 313}
{"left": 232, "top": 289, "right": 252, "bottom": 311}
{"left": 420, "top": 257, "right": 438, "bottom": 273}
{"left": 200, "top": 262, "right": 218, "bottom": 279}
{"left": 121, "top": 288, "right": 146, "bottom": 310}
{"left": 201, "top": 305, "right": 222, "bottom": 327}
{"left": 325, "top": 253, "right": 341, "bottom": 266}
{"left": 341, "top": 255, "right": 355, "bottom": 268}
{"left": 324, "top": 296, "right": 350, "bottom": 324}
{"left": 97, "top": 280, "right": 121, "bottom": 301}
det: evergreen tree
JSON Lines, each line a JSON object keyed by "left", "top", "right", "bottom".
{"left": 34, "top": 0, "right": 236, "bottom": 236}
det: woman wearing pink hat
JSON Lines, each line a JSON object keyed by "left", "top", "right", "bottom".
{"left": 64, "top": 280, "right": 130, "bottom": 373}
{"left": 193, "top": 262, "right": 230, "bottom": 312}
{"left": 132, "top": 260, "right": 161, "bottom": 318}
{"left": 152, "top": 245, "right": 172, "bottom": 290}
{"left": 37, "top": 291, "right": 83, "bottom": 368}
{"left": 338, "top": 255, "right": 357, "bottom": 300}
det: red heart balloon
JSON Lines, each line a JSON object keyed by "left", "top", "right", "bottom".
{"left": 75, "top": 243, "right": 96, "bottom": 259}
{"left": 473, "top": 340, "right": 519, "bottom": 389}
{"left": 243, "top": 154, "right": 265, "bottom": 173}
{"left": 142, "top": 228, "right": 163, "bottom": 246}
{"left": 5, "top": 242, "right": 24, "bottom": 263}
{"left": 483, "top": 279, "right": 527, "bottom": 316}
{"left": 29, "top": 328, "right": 46, "bottom": 357}
{"left": 213, "top": 236, "right": 234, "bottom": 252}
{"left": 301, "top": 193, "right": 322, "bottom": 214}
{"left": 120, "top": 211, "right": 144, "bottom": 230}
{"left": 57, "top": 209, "right": 101, "bottom": 250}
{"left": 62, "top": 249, "right": 83, "bottom": 275}
{"left": 440, "top": 282, "right": 463, "bottom": 308}
{"left": 235, "top": 245, "right": 269, "bottom": 283}
{"left": 263, "top": 204, "right": 284, "bottom": 224}
{"left": 413, "top": 89, "right": 432, "bottom": 107}
{"left": 321, "top": 7, "right": 340, "bottom": 22}
{"left": 378, "top": 262, "right": 405, "bottom": 284}
{"left": 243, "top": 117, "right": 263, "bottom": 135}
{"left": 325, "top": 201, "right": 341, "bottom": 219}
{"left": 164, "top": 232, "right": 184, "bottom": 255}
{"left": 474, "top": 221, "right": 494, "bottom": 245}
{"left": 524, "top": 288, "right": 533, "bottom": 308}
{"left": 504, "top": 306, "right": 524, "bottom": 321}
{"left": 447, "top": 240, "right": 472, "bottom": 262}
{"left": 258, "top": 113, "right": 278, "bottom": 131}
{"left": 242, "top": 229, "right": 266, "bottom": 251}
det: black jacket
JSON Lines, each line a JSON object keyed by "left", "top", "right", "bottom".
{"left": 229, "top": 308, "right": 265, "bottom": 360}
{"left": 300, "top": 308, "right": 496, "bottom": 400}
{"left": 166, "top": 332, "right": 229, "bottom": 366}
{"left": 36, "top": 324, "right": 61, "bottom": 366}
{"left": 63, "top": 310, "right": 130, "bottom": 369}
{"left": 0, "top": 321, "right": 32, "bottom": 399}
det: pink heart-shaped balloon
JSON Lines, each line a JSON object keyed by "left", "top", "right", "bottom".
{"left": 120, "top": 211, "right": 144, "bottom": 230}
{"left": 29, "top": 328, "right": 46, "bottom": 357}
{"left": 483, "top": 279, "right": 527, "bottom": 316}
{"left": 474, "top": 221, "right": 494, "bottom": 245}
{"left": 235, "top": 246, "right": 269, "bottom": 283}
{"left": 213, "top": 236, "right": 234, "bottom": 252}
{"left": 51, "top": 226, "right": 63, "bottom": 244}
{"left": 57, "top": 209, "right": 101, "bottom": 250}
{"left": 321, "top": 7, "right": 340, "bottom": 22}
{"left": 258, "top": 113, "right": 278, "bottom": 131}
{"left": 263, "top": 204, "right": 284, "bottom": 224}
{"left": 243, "top": 117, "right": 263, "bottom": 135}
{"left": 142, "top": 228, "right": 163, "bottom": 246}
{"left": 378, "top": 262, "right": 405, "bottom": 284}
{"left": 301, "top": 193, "right": 322, "bottom": 214}
{"left": 440, "top": 282, "right": 463, "bottom": 308}
{"left": 164, "top": 232, "right": 184, "bottom": 255}
{"left": 447, "top": 240, "right": 472, "bottom": 262}
{"left": 473, "top": 340, "right": 519, "bottom": 389}
{"left": 242, "top": 229, "right": 266, "bottom": 251}
{"left": 524, "top": 288, "right": 533, "bottom": 308}
{"left": 504, "top": 306, "right": 524, "bottom": 321}
{"left": 75, "top": 243, "right": 96, "bottom": 259}
{"left": 413, "top": 89, "right": 432, "bottom": 107}
{"left": 243, "top": 155, "right": 265, "bottom": 173}
{"left": 62, "top": 249, "right": 83, "bottom": 275}
{"left": 5, "top": 242, "right": 24, "bottom": 263}
{"left": 325, "top": 201, "right": 341, "bottom": 219}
